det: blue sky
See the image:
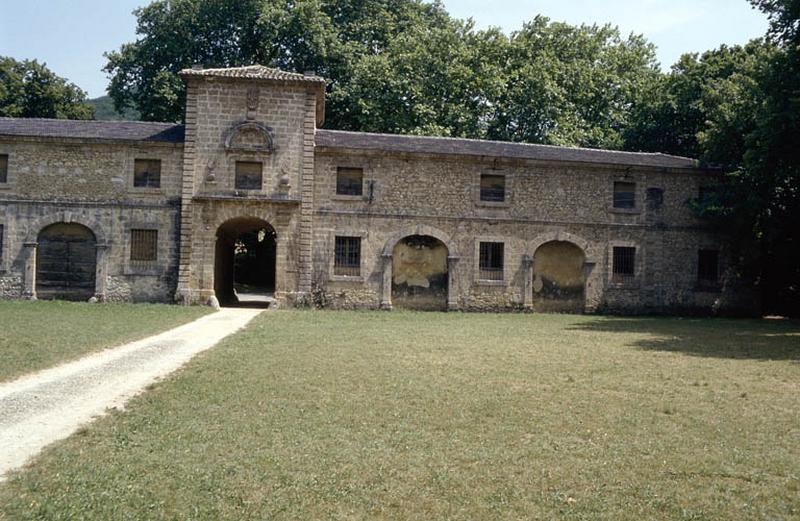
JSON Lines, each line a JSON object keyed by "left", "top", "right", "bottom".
{"left": 0, "top": 0, "right": 769, "bottom": 98}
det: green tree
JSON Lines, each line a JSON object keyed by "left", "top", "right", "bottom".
{"left": 488, "top": 18, "right": 659, "bottom": 149}
{"left": 0, "top": 57, "right": 93, "bottom": 119}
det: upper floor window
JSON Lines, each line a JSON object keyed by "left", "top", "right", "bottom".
{"left": 612, "top": 246, "right": 636, "bottom": 282}
{"left": 0, "top": 154, "right": 8, "bottom": 183}
{"left": 479, "top": 241, "right": 504, "bottom": 280}
{"left": 336, "top": 167, "right": 363, "bottom": 196}
{"left": 334, "top": 236, "right": 361, "bottom": 277}
{"left": 613, "top": 181, "right": 636, "bottom": 209}
{"left": 698, "top": 249, "right": 719, "bottom": 283}
{"left": 133, "top": 159, "right": 161, "bottom": 188}
{"left": 130, "top": 229, "right": 158, "bottom": 262}
{"left": 480, "top": 174, "right": 505, "bottom": 202}
{"left": 235, "top": 161, "right": 263, "bottom": 190}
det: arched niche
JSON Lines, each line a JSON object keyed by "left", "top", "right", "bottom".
{"left": 224, "top": 121, "right": 275, "bottom": 153}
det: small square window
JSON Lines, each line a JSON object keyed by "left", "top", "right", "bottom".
{"left": 133, "top": 159, "right": 161, "bottom": 188}
{"left": 480, "top": 174, "right": 505, "bottom": 202}
{"left": 698, "top": 249, "right": 719, "bottom": 283}
{"left": 334, "top": 236, "right": 361, "bottom": 276}
{"left": 130, "top": 229, "right": 158, "bottom": 262}
{"left": 336, "top": 167, "right": 363, "bottom": 196}
{"left": 0, "top": 154, "right": 8, "bottom": 183}
{"left": 235, "top": 161, "right": 263, "bottom": 190}
{"left": 612, "top": 246, "right": 636, "bottom": 282}
{"left": 613, "top": 181, "right": 636, "bottom": 209}
{"left": 479, "top": 242, "right": 504, "bottom": 280}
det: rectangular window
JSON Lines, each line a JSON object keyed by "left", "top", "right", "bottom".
{"left": 130, "top": 229, "right": 158, "bottom": 262}
{"left": 479, "top": 241, "right": 504, "bottom": 280}
{"left": 334, "top": 236, "right": 361, "bottom": 276}
{"left": 480, "top": 174, "right": 505, "bottom": 202}
{"left": 698, "top": 249, "right": 719, "bottom": 283}
{"left": 613, "top": 181, "right": 636, "bottom": 209}
{"left": 0, "top": 154, "right": 8, "bottom": 183}
{"left": 133, "top": 159, "right": 161, "bottom": 188}
{"left": 612, "top": 246, "right": 636, "bottom": 282}
{"left": 235, "top": 161, "right": 263, "bottom": 190}
{"left": 336, "top": 167, "right": 363, "bottom": 196}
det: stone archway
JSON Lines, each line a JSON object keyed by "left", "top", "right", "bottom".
{"left": 381, "top": 225, "right": 459, "bottom": 311}
{"left": 215, "top": 217, "right": 276, "bottom": 307}
{"left": 532, "top": 241, "right": 586, "bottom": 313}
{"left": 36, "top": 223, "right": 97, "bottom": 301}
{"left": 391, "top": 235, "right": 449, "bottom": 311}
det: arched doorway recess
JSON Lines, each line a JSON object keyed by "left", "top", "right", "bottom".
{"left": 36, "top": 223, "right": 97, "bottom": 301}
{"left": 391, "top": 235, "right": 449, "bottom": 311}
{"left": 532, "top": 240, "right": 586, "bottom": 313}
{"left": 215, "top": 217, "right": 276, "bottom": 307}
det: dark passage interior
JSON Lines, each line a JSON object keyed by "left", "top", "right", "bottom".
{"left": 36, "top": 223, "right": 97, "bottom": 301}
{"left": 392, "top": 235, "right": 448, "bottom": 311}
{"left": 532, "top": 240, "right": 586, "bottom": 314}
{"left": 215, "top": 217, "right": 276, "bottom": 307}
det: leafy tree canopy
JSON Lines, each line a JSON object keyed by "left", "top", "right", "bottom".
{"left": 0, "top": 57, "right": 93, "bottom": 119}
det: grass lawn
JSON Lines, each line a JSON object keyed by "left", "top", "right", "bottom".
{"left": 0, "top": 311, "right": 798, "bottom": 520}
{"left": 0, "top": 300, "right": 210, "bottom": 382}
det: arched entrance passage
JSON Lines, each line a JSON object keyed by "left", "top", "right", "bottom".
{"left": 532, "top": 241, "right": 586, "bottom": 313}
{"left": 36, "top": 223, "right": 97, "bottom": 301}
{"left": 214, "top": 217, "right": 276, "bottom": 307}
{"left": 391, "top": 235, "right": 449, "bottom": 311}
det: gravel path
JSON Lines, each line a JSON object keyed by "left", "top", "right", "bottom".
{"left": 0, "top": 307, "right": 263, "bottom": 480}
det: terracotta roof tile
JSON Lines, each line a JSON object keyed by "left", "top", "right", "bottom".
{"left": 179, "top": 65, "right": 325, "bottom": 84}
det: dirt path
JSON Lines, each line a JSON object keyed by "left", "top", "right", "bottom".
{"left": 0, "top": 307, "right": 262, "bottom": 480}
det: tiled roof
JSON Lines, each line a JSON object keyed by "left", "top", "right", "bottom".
{"left": 179, "top": 65, "right": 325, "bottom": 85}
{"left": 0, "top": 118, "right": 185, "bottom": 143}
{"left": 316, "top": 130, "right": 699, "bottom": 169}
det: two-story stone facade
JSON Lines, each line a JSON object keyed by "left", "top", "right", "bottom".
{"left": 0, "top": 65, "right": 750, "bottom": 313}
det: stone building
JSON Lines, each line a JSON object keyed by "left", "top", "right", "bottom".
{"left": 0, "top": 65, "right": 748, "bottom": 313}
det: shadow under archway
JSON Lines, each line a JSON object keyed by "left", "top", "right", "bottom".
{"left": 215, "top": 217, "right": 276, "bottom": 308}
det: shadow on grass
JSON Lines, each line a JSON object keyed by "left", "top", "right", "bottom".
{"left": 568, "top": 316, "right": 800, "bottom": 361}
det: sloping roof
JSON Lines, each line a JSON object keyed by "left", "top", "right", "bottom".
{"left": 179, "top": 65, "right": 325, "bottom": 85}
{"left": 0, "top": 118, "right": 185, "bottom": 143}
{"left": 316, "top": 130, "right": 699, "bottom": 169}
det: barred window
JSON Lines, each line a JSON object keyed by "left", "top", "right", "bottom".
{"left": 133, "top": 159, "right": 161, "bottom": 188}
{"left": 698, "top": 249, "right": 719, "bottom": 283}
{"left": 235, "top": 161, "right": 263, "bottom": 190}
{"left": 0, "top": 154, "right": 8, "bottom": 183}
{"left": 612, "top": 246, "right": 636, "bottom": 282}
{"left": 613, "top": 181, "right": 636, "bottom": 209}
{"left": 479, "top": 241, "right": 504, "bottom": 280}
{"left": 130, "top": 229, "right": 158, "bottom": 262}
{"left": 480, "top": 174, "right": 505, "bottom": 202}
{"left": 334, "top": 236, "right": 361, "bottom": 276}
{"left": 336, "top": 167, "right": 363, "bottom": 196}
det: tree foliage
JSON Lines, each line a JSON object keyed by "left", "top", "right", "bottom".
{"left": 0, "top": 57, "right": 93, "bottom": 119}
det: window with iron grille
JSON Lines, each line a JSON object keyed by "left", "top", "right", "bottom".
{"left": 334, "top": 236, "right": 361, "bottom": 276}
{"left": 235, "top": 161, "right": 263, "bottom": 190}
{"left": 698, "top": 249, "right": 719, "bottom": 283}
{"left": 479, "top": 241, "right": 504, "bottom": 280}
{"left": 133, "top": 159, "right": 161, "bottom": 188}
{"left": 0, "top": 154, "right": 8, "bottom": 183}
{"left": 130, "top": 229, "right": 158, "bottom": 262}
{"left": 336, "top": 167, "right": 363, "bottom": 196}
{"left": 480, "top": 174, "right": 505, "bottom": 202}
{"left": 612, "top": 246, "right": 636, "bottom": 282}
{"left": 613, "top": 181, "right": 636, "bottom": 209}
